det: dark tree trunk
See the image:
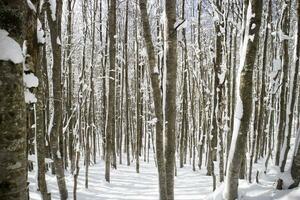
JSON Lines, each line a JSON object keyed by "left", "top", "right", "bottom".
{"left": 0, "top": 1, "right": 27, "bottom": 199}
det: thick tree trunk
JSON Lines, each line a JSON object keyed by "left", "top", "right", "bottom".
{"left": 224, "top": 0, "right": 262, "bottom": 199}
{"left": 0, "top": 1, "right": 27, "bottom": 199}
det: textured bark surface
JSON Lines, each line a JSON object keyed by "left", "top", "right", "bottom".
{"left": 46, "top": 0, "right": 68, "bottom": 198}
{"left": 224, "top": 0, "right": 262, "bottom": 199}
{"left": 0, "top": 1, "right": 27, "bottom": 199}
{"left": 180, "top": 0, "right": 188, "bottom": 168}
{"left": 165, "top": 0, "right": 178, "bottom": 199}
{"left": 290, "top": 0, "right": 300, "bottom": 184}
{"left": 26, "top": 0, "right": 50, "bottom": 199}
{"left": 280, "top": 0, "right": 298, "bottom": 172}
{"left": 139, "top": 0, "right": 167, "bottom": 199}
{"left": 0, "top": 62, "right": 27, "bottom": 200}
{"left": 124, "top": 0, "right": 130, "bottom": 167}
{"left": 66, "top": 0, "right": 75, "bottom": 174}
{"left": 276, "top": 0, "right": 291, "bottom": 166}
{"left": 105, "top": 0, "right": 117, "bottom": 182}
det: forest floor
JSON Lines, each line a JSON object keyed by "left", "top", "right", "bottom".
{"left": 29, "top": 145, "right": 300, "bottom": 200}
{"left": 29, "top": 154, "right": 213, "bottom": 200}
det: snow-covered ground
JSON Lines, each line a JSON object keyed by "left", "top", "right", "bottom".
{"left": 208, "top": 159, "right": 300, "bottom": 200}
{"left": 29, "top": 151, "right": 300, "bottom": 200}
{"left": 29, "top": 155, "right": 213, "bottom": 200}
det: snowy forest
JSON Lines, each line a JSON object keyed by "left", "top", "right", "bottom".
{"left": 0, "top": 0, "right": 300, "bottom": 199}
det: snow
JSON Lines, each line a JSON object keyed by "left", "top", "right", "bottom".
{"left": 24, "top": 89, "right": 37, "bottom": 103}
{"left": 37, "top": 19, "right": 45, "bottom": 44}
{"left": 56, "top": 150, "right": 61, "bottom": 159}
{"left": 147, "top": 117, "right": 158, "bottom": 125}
{"left": 217, "top": 64, "right": 226, "bottom": 84}
{"left": 48, "top": 113, "right": 54, "bottom": 136}
{"left": 160, "top": 10, "right": 167, "bottom": 26}
{"left": 56, "top": 37, "right": 61, "bottom": 45}
{"left": 49, "top": 0, "right": 57, "bottom": 21}
{"left": 278, "top": 29, "right": 292, "bottom": 42}
{"left": 28, "top": 147, "right": 300, "bottom": 200}
{"left": 210, "top": 138, "right": 300, "bottom": 200}
{"left": 26, "top": 0, "right": 37, "bottom": 12}
{"left": 24, "top": 73, "right": 39, "bottom": 88}
{"left": 140, "top": 47, "right": 147, "bottom": 57}
{"left": 0, "top": 29, "right": 24, "bottom": 64}
{"left": 39, "top": 0, "right": 44, "bottom": 12}
{"left": 29, "top": 154, "right": 213, "bottom": 200}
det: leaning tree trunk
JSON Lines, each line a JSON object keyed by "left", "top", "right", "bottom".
{"left": 46, "top": 0, "right": 68, "bottom": 199}
{"left": 165, "top": 0, "right": 178, "bottom": 199}
{"left": 0, "top": 1, "right": 27, "bottom": 199}
{"left": 139, "top": 0, "right": 167, "bottom": 199}
{"left": 223, "top": 0, "right": 262, "bottom": 199}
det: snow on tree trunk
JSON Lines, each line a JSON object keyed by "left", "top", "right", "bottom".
{"left": 223, "top": 0, "right": 262, "bottom": 199}
{"left": 290, "top": 0, "right": 300, "bottom": 185}
{"left": 46, "top": 0, "right": 68, "bottom": 198}
{"left": 139, "top": 0, "right": 167, "bottom": 199}
{"left": 0, "top": 1, "right": 27, "bottom": 199}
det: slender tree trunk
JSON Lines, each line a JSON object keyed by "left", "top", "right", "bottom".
{"left": 27, "top": 1, "right": 50, "bottom": 198}
{"left": 66, "top": 0, "right": 75, "bottom": 174}
{"left": 46, "top": 0, "right": 68, "bottom": 198}
{"left": 165, "top": 0, "right": 178, "bottom": 198}
{"left": 139, "top": 0, "right": 167, "bottom": 199}
{"left": 275, "top": 0, "right": 291, "bottom": 166}
{"left": 290, "top": 0, "right": 300, "bottom": 187}
{"left": 280, "top": 0, "right": 299, "bottom": 172}
{"left": 105, "top": 0, "right": 117, "bottom": 182}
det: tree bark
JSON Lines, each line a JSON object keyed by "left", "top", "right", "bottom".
{"left": 46, "top": 0, "right": 68, "bottom": 198}
{"left": 290, "top": 0, "right": 300, "bottom": 185}
{"left": 0, "top": 1, "right": 27, "bottom": 199}
{"left": 224, "top": 0, "right": 262, "bottom": 199}
{"left": 105, "top": 0, "right": 117, "bottom": 182}
{"left": 275, "top": 0, "right": 291, "bottom": 166}
{"left": 165, "top": 0, "right": 178, "bottom": 199}
{"left": 139, "top": 0, "right": 167, "bottom": 199}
